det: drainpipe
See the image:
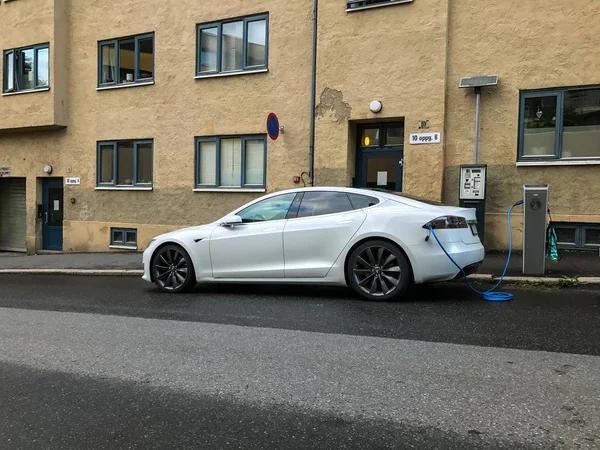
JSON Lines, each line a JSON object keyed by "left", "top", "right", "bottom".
{"left": 308, "top": 0, "right": 318, "bottom": 186}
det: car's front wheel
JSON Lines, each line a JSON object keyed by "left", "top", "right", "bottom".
{"left": 151, "top": 244, "right": 196, "bottom": 293}
{"left": 346, "top": 240, "right": 411, "bottom": 301}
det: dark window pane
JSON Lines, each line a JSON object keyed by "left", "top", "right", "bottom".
{"left": 247, "top": 20, "right": 266, "bottom": 67}
{"left": 100, "top": 144, "right": 114, "bottom": 184}
{"left": 222, "top": 21, "right": 243, "bottom": 72}
{"left": 385, "top": 126, "right": 404, "bottom": 146}
{"left": 238, "top": 193, "right": 296, "bottom": 223}
{"left": 348, "top": 193, "right": 379, "bottom": 209}
{"left": 117, "top": 142, "right": 134, "bottom": 185}
{"left": 119, "top": 39, "right": 135, "bottom": 83}
{"left": 113, "top": 231, "right": 124, "bottom": 243}
{"left": 555, "top": 227, "right": 577, "bottom": 245}
{"left": 137, "top": 143, "right": 153, "bottom": 184}
{"left": 36, "top": 47, "right": 49, "bottom": 87}
{"left": 523, "top": 96, "right": 557, "bottom": 157}
{"left": 361, "top": 128, "right": 379, "bottom": 147}
{"left": 125, "top": 231, "right": 137, "bottom": 244}
{"left": 138, "top": 37, "right": 153, "bottom": 80}
{"left": 297, "top": 192, "right": 354, "bottom": 218}
{"left": 101, "top": 44, "right": 116, "bottom": 84}
{"left": 584, "top": 228, "right": 600, "bottom": 246}
{"left": 563, "top": 89, "right": 600, "bottom": 158}
{"left": 200, "top": 27, "right": 218, "bottom": 72}
{"left": 20, "top": 48, "right": 34, "bottom": 90}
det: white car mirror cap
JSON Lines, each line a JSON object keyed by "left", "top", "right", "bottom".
{"left": 220, "top": 215, "right": 243, "bottom": 227}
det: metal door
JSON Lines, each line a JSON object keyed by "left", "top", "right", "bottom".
{"left": 0, "top": 178, "right": 27, "bottom": 252}
{"left": 42, "top": 178, "right": 64, "bottom": 251}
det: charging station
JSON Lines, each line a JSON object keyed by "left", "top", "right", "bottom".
{"left": 522, "top": 185, "right": 549, "bottom": 275}
{"left": 459, "top": 164, "right": 487, "bottom": 245}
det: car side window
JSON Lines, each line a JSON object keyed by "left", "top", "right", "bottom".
{"left": 348, "top": 193, "right": 379, "bottom": 209}
{"left": 296, "top": 192, "right": 354, "bottom": 218}
{"left": 237, "top": 193, "right": 297, "bottom": 223}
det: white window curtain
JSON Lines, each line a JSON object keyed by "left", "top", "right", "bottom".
{"left": 220, "top": 138, "right": 242, "bottom": 186}
{"left": 198, "top": 141, "right": 217, "bottom": 185}
{"left": 245, "top": 140, "right": 264, "bottom": 185}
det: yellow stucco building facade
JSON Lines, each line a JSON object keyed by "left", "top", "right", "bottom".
{"left": 1, "top": 0, "right": 599, "bottom": 253}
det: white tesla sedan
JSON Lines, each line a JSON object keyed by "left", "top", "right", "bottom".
{"left": 142, "top": 187, "right": 484, "bottom": 301}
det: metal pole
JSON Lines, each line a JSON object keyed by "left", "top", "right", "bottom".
{"left": 308, "top": 0, "right": 318, "bottom": 186}
{"left": 474, "top": 87, "right": 481, "bottom": 164}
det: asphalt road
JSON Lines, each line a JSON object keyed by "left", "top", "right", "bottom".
{"left": 0, "top": 275, "right": 599, "bottom": 449}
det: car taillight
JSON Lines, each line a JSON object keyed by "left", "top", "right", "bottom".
{"left": 423, "top": 216, "right": 468, "bottom": 230}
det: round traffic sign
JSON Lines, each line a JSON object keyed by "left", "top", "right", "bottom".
{"left": 267, "top": 113, "right": 280, "bottom": 140}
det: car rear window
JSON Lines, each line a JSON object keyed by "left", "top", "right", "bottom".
{"left": 348, "top": 193, "right": 380, "bottom": 209}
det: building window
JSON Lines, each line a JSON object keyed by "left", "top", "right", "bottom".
{"left": 553, "top": 223, "right": 600, "bottom": 251}
{"left": 97, "top": 140, "right": 153, "bottom": 187}
{"left": 519, "top": 87, "right": 600, "bottom": 161}
{"left": 98, "top": 33, "right": 154, "bottom": 87}
{"left": 346, "top": 0, "right": 414, "bottom": 12}
{"left": 3, "top": 44, "right": 49, "bottom": 93}
{"left": 195, "top": 135, "right": 266, "bottom": 189}
{"left": 110, "top": 228, "right": 137, "bottom": 249}
{"left": 359, "top": 123, "right": 404, "bottom": 148}
{"left": 196, "top": 14, "right": 268, "bottom": 76}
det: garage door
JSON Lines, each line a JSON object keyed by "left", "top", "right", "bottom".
{"left": 0, "top": 178, "right": 26, "bottom": 252}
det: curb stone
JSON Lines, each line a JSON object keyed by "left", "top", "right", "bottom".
{"left": 468, "top": 274, "right": 600, "bottom": 286}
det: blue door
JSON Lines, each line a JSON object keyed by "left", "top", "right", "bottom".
{"left": 42, "top": 178, "right": 64, "bottom": 251}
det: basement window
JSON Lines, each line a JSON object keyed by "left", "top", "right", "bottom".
{"left": 346, "top": 0, "right": 414, "bottom": 12}
{"left": 110, "top": 228, "right": 137, "bottom": 249}
{"left": 553, "top": 223, "right": 600, "bottom": 251}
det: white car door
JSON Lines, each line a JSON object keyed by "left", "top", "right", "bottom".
{"left": 283, "top": 191, "right": 367, "bottom": 278}
{"left": 210, "top": 193, "right": 297, "bottom": 278}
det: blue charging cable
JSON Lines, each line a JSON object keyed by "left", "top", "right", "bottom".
{"left": 427, "top": 200, "right": 524, "bottom": 302}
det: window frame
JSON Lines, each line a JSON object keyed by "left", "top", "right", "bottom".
{"left": 96, "top": 139, "right": 154, "bottom": 188}
{"left": 518, "top": 86, "right": 600, "bottom": 162}
{"left": 3, "top": 43, "right": 50, "bottom": 93}
{"left": 552, "top": 222, "right": 600, "bottom": 251}
{"left": 110, "top": 227, "right": 138, "bottom": 249}
{"left": 358, "top": 123, "right": 405, "bottom": 151}
{"left": 346, "top": 0, "right": 414, "bottom": 12}
{"left": 194, "top": 135, "right": 267, "bottom": 189}
{"left": 97, "top": 33, "right": 155, "bottom": 88}
{"left": 196, "top": 14, "right": 269, "bottom": 77}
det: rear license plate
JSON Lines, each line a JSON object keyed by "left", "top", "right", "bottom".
{"left": 470, "top": 224, "right": 478, "bottom": 236}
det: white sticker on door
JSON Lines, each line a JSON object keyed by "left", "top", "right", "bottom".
{"left": 377, "top": 171, "right": 388, "bottom": 186}
{"left": 53, "top": 200, "right": 60, "bottom": 211}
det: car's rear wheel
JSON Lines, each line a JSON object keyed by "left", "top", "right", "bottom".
{"left": 151, "top": 244, "right": 196, "bottom": 293}
{"left": 346, "top": 240, "right": 411, "bottom": 301}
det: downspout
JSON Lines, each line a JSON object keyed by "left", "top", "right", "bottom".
{"left": 308, "top": 0, "right": 318, "bottom": 186}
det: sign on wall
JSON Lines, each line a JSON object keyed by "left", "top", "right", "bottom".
{"left": 0, "top": 168, "right": 10, "bottom": 177}
{"left": 65, "top": 177, "right": 81, "bottom": 185}
{"left": 409, "top": 132, "right": 441, "bottom": 145}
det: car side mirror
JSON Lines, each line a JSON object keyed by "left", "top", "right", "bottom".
{"left": 220, "top": 215, "right": 243, "bottom": 227}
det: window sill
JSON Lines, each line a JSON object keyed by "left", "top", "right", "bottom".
{"left": 95, "top": 186, "right": 153, "bottom": 191}
{"left": 517, "top": 159, "right": 600, "bottom": 167}
{"left": 109, "top": 245, "right": 138, "bottom": 251}
{"left": 2, "top": 87, "right": 50, "bottom": 97}
{"left": 194, "top": 68, "right": 268, "bottom": 80}
{"left": 193, "top": 188, "right": 266, "bottom": 193}
{"left": 96, "top": 81, "right": 154, "bottom": 91}
{"left": 346, "top": 0, "right": 413, "bottom": 13}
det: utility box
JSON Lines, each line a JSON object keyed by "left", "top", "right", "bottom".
{"left": 459, "top": 164, "right": 487, "bottom": 245}
{"left": 522, "top": 185, "right": 549, "bottom": 275}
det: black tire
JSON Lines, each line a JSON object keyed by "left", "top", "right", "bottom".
{"left": 346, "top": 240, "right": 411, "bottom": 301}
{"left": 151, "top": 244, "right": 196, "bottom": 293}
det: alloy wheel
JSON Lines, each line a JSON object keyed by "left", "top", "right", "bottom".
{"left": 352, "top": 245, "right": 402, "bottom": 297}
{"left": 153, "top": 247, "right": 189, "bottom": 291}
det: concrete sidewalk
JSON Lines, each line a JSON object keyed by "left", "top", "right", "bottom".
{"left": 0, "top": 250, "right": 599, "bottom": 283}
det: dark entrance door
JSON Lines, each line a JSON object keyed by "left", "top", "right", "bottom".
{"left": 42, "top": 178, "right": 64, "bottom": 251}
{"left": 355, "top": 123, "right": 404, "bottom": 192}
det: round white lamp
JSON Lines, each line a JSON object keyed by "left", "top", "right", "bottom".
{"left": 369, "top": 100, "right": 382, "bottom": 113}
{"left": 43, "top": 165, "right": 53, "bottom": 175}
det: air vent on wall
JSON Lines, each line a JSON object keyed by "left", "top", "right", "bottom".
{"left": 459, "top": 75, "right": 499, "bottom": 89}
